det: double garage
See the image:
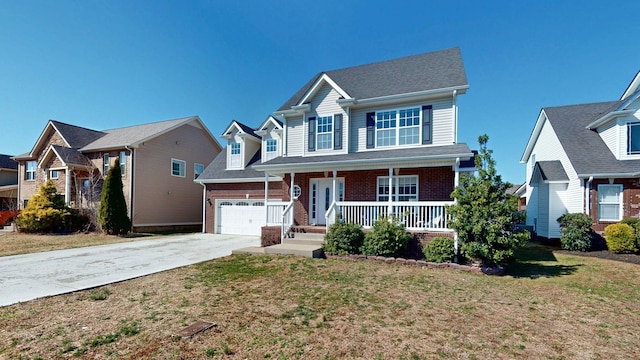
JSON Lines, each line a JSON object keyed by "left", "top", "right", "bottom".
{"left": 215, "top": 199, "right": 266, "bottom": 236}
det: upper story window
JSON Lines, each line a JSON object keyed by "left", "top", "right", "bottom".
{"left": 627, "top": 122, "right": 640, "bottom": 155}
{"left": 229, "top": 142, "right": 242, "bottom": 168}
{"left": 265, "top": 138, "right": 278, "bottom": 161}
{"left": 317, "top": 116, "right": 333, "bottom": 150}
{"left": 375, "top": 107, "right": 422, "bottom": 147}
{"left": 194, "top": 163, "right": 204, "bottom": 179}
{"left": 171, "top": 158, "right": 186, "bottom": 177}
{"left": 25, "top": 161, "right": 37, "bottom": 181}
{"left": 103, "top": 154, "right": 110, "bottom": 175}
{"left": 49, "top": 170, "right": 59, "bottom": 179}
{"left": 598, "top": 184, "right": 623, "bottom": 221}
{"left": 119, "top": 151, "right": 126, "bottom": 175}
{"left": 377, "top": 175, "right": 418, "bottom": 202}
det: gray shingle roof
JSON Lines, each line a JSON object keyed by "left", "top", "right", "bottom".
{"left": 544, "top": 101, "right": 640, "bottom": 175}
{"left": 50, "top": 120, "right": 106, "bottom": 148}
{"left": 197, "top": 147, "right": 266, "bottom": 181}
{"left": 50, "top": 145, "right": 93, "bottom": 167}
{"left": 278, "top": 47, "right": 468, "bottom": 111}
{"left": 81, "top": 116, "right": 198, "bottom": 151}
{"left": 535, "top": 161, "right": 569, "bottom": 181}
{"left": 0, "top": 154, "right": 18, "bottom": 170}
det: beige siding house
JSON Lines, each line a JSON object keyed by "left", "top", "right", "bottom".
{"left": 14, "top": 116, "right": 221, "bottom": 232}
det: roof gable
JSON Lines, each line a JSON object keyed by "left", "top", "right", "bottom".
{"left": 40, "top": 145, "right": 93, "bottom": 169}
{"left": 277, "top": 47, "right": 468, "bottom": 112}
{"left": 27, "top": 120, "right": 106, "bottom": 158}
{"left": 530, "top": 161, "right": 569, "bottom": 185}
{"left": 621, "top": 70, "right": 640, "bottom": 101}
{"left": 257, "top": 116, "right": 283, "bottom": 133}
{"left": 222, "top": 120, "right": 260, "bottom": 141}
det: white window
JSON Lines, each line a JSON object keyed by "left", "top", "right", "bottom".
{"left": 265, "top": 138, "right": 278, "bottom": 161}
{"left": 103, "top": 154, "right": 110, "bottom": 175}
{"left": 376, "top": 107, "right": 421, "bottom": 147}
{"left": 194, "top": 163, "right": 204, "bottom": 179}
{"left": 49, "top": 170, "right": 59, "bottom": 179}
{"left": 119, "top": 151, "right": 126, "bottom": 175}
{"left": 25, "top": 161, "right": 37, "bottom": 181}
{"left": 229, "top": 142, "right": 241, "bottom": 168}
{"left": 598, "top": 184, "right": 623, "bottom": 221}
{"left": 627, "top": 123, "right": 640, "bottom": 155}
{"left": 377, "top": 175, "right": 418, "bottom": 202}
{"left": 171, "top": 159, "right": 186, "bottom": 177}
{"left": 317, "top": 116, "right": 333, "bottom": 150}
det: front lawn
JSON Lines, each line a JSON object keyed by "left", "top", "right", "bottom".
{"left": 1, "top": 244, "right": 639, "bottom": 359}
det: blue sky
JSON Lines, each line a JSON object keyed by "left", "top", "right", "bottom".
{"left": 1, "top": 1, "right": 638, "bottom": 183}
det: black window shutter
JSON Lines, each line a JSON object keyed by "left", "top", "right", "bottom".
{"left": 366, "top": 112, "right": 375, "bottom": 149}
{"left": 422, "top": 105, "right": 433, "bottom": 145}
{"left": 334, "top": 114, "right": 343, "bottom": 150}
{"left": 308, "top": 116, "right": 316, "bottom": 152}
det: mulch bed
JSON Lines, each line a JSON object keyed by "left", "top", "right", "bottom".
{"left": 557, "top": 249, "right": 640, "bottom": 265}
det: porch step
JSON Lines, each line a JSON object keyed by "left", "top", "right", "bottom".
{"left": 284, "top": 231, "right": 325, "bottom": 246}
{"left": 264, "top": 243, "right": 324, "bottom": 258}
{"left": 291, "top": 226, "right": 327, "bottom": 234}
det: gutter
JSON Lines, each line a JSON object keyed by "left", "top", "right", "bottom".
{"left": 199, "top": 182, "right": 207, "bottom": 233}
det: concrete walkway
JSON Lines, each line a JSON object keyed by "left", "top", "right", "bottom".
{"left": 0, "top": 233, "right": 260, "bottom": 307}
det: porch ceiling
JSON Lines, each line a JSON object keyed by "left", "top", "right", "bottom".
{"left": 253, "top": 144, "right": 473, "bottom": 175}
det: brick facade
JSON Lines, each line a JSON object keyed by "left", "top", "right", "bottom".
{"left": 589, "top": 178, "right": 640, "bottom": 232}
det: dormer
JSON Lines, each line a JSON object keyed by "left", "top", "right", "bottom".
{"left": 221, "top": 121, "right": 261, "bottom": 170}
{"left": 255, "top": 116, "right": 283, "bottom": 163}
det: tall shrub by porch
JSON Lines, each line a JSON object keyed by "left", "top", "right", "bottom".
{"left": 99, "top": 157, "right": 131, "bottom": 235}
{"left": 448, "top": 135, "right": 529, "bottom": 266}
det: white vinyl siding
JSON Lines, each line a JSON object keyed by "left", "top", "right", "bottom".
{"left": 287, "top": 116, "right": 304, "bottom": 156}
{"left": 303, "top": 83, "right": 346, "bottom": 156}
{"left": 597, "top": 120, "right": 618, "bottom": 158}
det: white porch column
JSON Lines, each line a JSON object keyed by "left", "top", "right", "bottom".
{"left": 264, "top": 172, "right": 269, "bottom": 224}
{"left": 65, "top": 166, "right": 71, "bottom": 205}
{"left": 388, "top": 167, "right": 394, "bottom": 217}
{"left": 332, "top": 170, "right": 337, "bottom": 203}
{"left": 290, "top": 172, "right": 295, "bottom": 200}
{"left": 454, "top": 158, "right": 460, "bottom": 262}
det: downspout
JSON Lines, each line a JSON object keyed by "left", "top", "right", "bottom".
{"left": 126, "top": 146, "right": 134, "bottom": 231}
{"left": 282, "top": 114, "right": 287, "bottom": 157}
{"left": 452, "top": 90, "right": 458, "bottom": 143}
{"left": 199, "top": 182, "right": 207, "bottom": 233}
{"left": 453, "top": 158, "right": 460, "bottom": 262}
{"left": 585, "top": 176, "right": 593, "bottom": 216}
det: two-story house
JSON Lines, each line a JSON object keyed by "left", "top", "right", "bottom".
{"left": 521, "top": 71, "right": 640, "bottom": 239}
{"left": 14, "top": 116, "right": 222, "bottom": 232}
{"left": 197, "top": 47, "right": 475, "bottom": 239}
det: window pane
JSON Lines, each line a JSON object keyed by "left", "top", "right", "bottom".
{"left": 629, "top": 123, "right": 640, "bottom": 154}
{"left": 598, "top": 185, "right": 621, "bottom": 221}
{"left": 599, "top": 204, "right": 620, "bottom": 220}
{"left": 316, "top": 116, "right": 333, "bottom": 150}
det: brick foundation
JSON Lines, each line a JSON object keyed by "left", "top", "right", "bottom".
{"left": 261, "top": 226, "right": 281, "bottom": 247}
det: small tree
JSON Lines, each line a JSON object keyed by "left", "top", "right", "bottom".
{"left": 99, "top": 157, "right": 131, "bottom": 235}
{"left": 448, "top": 134, "right": 529, "bottom": 266}
{"left": 16, "top": 179, "right": 71, "bottom": 233}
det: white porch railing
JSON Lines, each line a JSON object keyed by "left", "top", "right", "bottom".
{"left": 280, "top": 201, "right": 295, "bottom": 241}
{"left": 330, "top": 201, "right": 453, "bottom": 231}
{"left": 266, "top": 201, "right": 289, "bottom": 226}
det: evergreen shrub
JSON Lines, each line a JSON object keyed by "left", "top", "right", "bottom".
{"left": 323, "top": 221, "right": 364, "bottom": 255}
{"left": 557, "top": 213, "right": 592, "bottom": 251}
{"left": 423, "top": 236, "right": 455, "bottom": 263}
{"left": 360, "top": 216, "right": 412, "bottom": 258}
{"left": 604, "top": 223, "right": 637, "bottom": 254}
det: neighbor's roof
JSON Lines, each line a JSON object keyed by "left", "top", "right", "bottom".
{"left": 543, "top": 101, "right": 640, "bottom": 176}
{"left": 278, "top": 47, "right": 468, "bottom": 111}
{"left": 0, "top": 154, "right": 18, "bottom": 170}
{"left": 196, "top": 147, "right": 270, "bottom": 182}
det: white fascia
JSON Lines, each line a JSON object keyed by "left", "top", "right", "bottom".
{"left": 520, "top": 109, "right": 547, "bottom": 163}
{"left": 298, "top": 74, "right": 351, "bottom": 106}
{"left": 586, "top": 110, "right": 635, "bottom": 130}
{"left": 337, "top": 85, "right": 469, "bottom": 109}
{"left": 195, "top": 176, "right": 283, "bottom": 184}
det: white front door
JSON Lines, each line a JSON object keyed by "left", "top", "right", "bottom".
{"left": 309, "top": 178, "right": 344, "bottom": 225}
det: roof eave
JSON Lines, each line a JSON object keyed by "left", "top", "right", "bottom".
{"left": 195, "top": 176, "right": 283, "bottom": 184}
{"left": 586, "top": 110, "right": 635, "bottom": 129}
{"left": 520, "top": 109, "right": 547, "bottom": 163}
{"left": 337, "top": 85, "right": 469, "bottom": 109}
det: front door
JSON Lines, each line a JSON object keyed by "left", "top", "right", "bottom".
{"left": 309, "top": 178, "right": 344, "bottom": 225}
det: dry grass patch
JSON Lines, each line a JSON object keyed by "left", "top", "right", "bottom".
{"left": 1, "top": 246, "right": 640, "bottom": 359}
{"left": 0, "top": 232, "right": 163, "bottom": 257}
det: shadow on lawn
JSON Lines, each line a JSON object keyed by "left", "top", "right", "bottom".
{"left": 505, "top": 243, "right": 582, "bottom": 278}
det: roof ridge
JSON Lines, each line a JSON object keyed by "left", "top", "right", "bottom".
{"left": 100, "top": 115, "right": 196, "bottom": 132}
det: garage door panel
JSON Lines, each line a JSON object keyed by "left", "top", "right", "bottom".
{"left": 218, "top": 200, "right": 265, "bottom": 236}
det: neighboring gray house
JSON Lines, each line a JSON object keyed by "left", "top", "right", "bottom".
{"left": 14, "top": 116, "right": 222, "bottom": 232}
{"left": 197, "top": 47, "right": 475, "bottom": 238}
{"left": 521, "top": 71, "right": 640, "bottom": 238}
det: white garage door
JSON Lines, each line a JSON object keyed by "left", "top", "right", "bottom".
{"left": 217, "top": 200, "right": 265, "bottom": 236}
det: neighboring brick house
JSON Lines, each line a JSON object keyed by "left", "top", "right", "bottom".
{"left": 521, "top": 71, "right": 640, "bottom": 239}
{"left": 196, "top": 47, "right": 475, "bottom": 238}
{"left": 14, "top": 116, "right": 221, "bottom": 232}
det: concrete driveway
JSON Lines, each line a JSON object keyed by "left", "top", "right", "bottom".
{"left": 0, "top": 233, "right": 260, "bottom": 307}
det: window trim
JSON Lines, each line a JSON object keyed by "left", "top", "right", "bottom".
{"left": 49, "top": 170, "right": 59, "bottom": 180}
{"left": 119, "top": 151, "right": 126, "bottom": 176}
{"left": 316, "top": 115, "right": 333, "bottom": 151}
{"left": 25, "top": 161, "right": 37, "bottom": 181}
{"left": 265, "top": 138, "right": 278, "bottom": 161}
{"left": 377, "top": 175, "right": 419, "bottom": 202}
{"left": 597, "top": 184, "right": 623, "bottom": 221}
{"left": 375, "top": 106, "right": 421, "bottom": 148}
{"left": 103, "top": 154, "right": 110, "bottom": 175}
{"left": 229, "top": 141, "right": 242, "bottom": 169}
{"left": 171, "top": 158, "right": 186, "bottom": 177}
{"left": 627, "top": 122, "right": 640, "bottom": 155}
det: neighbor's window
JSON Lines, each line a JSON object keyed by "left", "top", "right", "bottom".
{"left": 119, "top": 151, "right": 126, "bottom": 175}
{"left": 377, "top": 175, "right": 418, "bottom": 202}
{"left": 317, "top": 116, "right": 333, "bottom": 150}
{"left": 171, "top": 159, "right": 186, "bottom": 177}
{"left": 627, "top": 122, "right": 640, "bottom": 155}
{"left": 49, "top": 170, "right": 59, "bottom": 179}
{"left": 598, "top": 184, "right": 623, "bottom": 221}
{"left": 194, "top": 163, "right": 204, "bottom": 179}
{"left": 265, "top": 138, "right": 278, "bottom": 161}
{"left": 376, "top": 107, "right": 421, "bottom": 147}
{"left": 103, "top": 154, "right": 110, "bottom": 175}
{"left": 229, "top": 142, "right": 241, "bottom": 168}
{"left": 25, "top": 161, "right": 37, "bottom": 181}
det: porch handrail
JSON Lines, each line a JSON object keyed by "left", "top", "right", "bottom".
{"left": 266, "top": 201, "right": 289, "bottom": 226}
{"left": 333, "top": 201, "right": 454, "bottom": 231}
{"left": 281, "top": 201, "right": 295, "bottom": 241}
{"left": 325, "top": 201, "right": 338, "bottom": 232}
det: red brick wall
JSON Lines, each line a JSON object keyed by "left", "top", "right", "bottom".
{"left": 589, "top": 178, "right": 640, "bottom": 232}
{"left": 205, "top": 181, "right": 284, "bottom": 233}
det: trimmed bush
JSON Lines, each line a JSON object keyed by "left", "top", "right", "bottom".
{"left": 323, "top": 221, "right": 364, "bottom": 255}
{"left": 423, "top": 236, "right": 455, "bottom": 263}
{"left": 557, "top": 213, "right": 592, "bottom": 251}
{"left": 360, "top": 216, "right": 412, "bottom": 258}
{"left": 604, "top": 223, "right": 637, "bottom": 254}
{"left": 620, "top": 218, "right": 640, "bottom": 247}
